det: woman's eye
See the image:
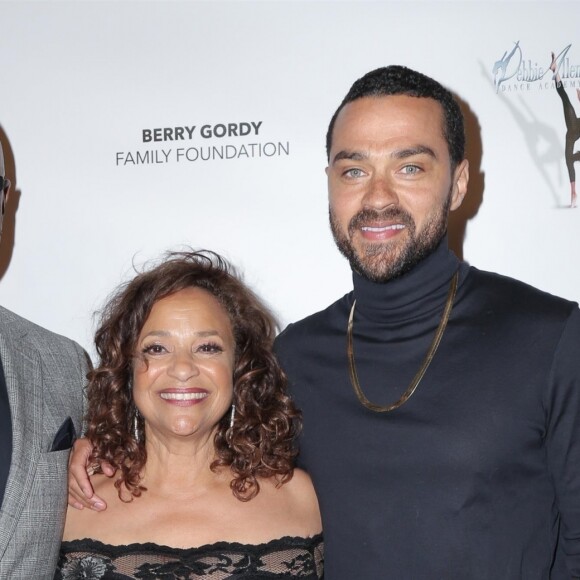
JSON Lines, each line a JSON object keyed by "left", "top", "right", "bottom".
{"left": 197, "top": 342, "right": 223, "bottom": 354}
{"left": 142, "top": 344, "right": 166, "bottom": 355}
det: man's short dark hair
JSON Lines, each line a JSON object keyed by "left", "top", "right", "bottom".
{"left": 326, "top": 65, "right": 465, "bottom": 169}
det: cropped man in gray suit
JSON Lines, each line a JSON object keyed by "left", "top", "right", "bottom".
{"left": 0, "top": 140, "right": 89, "bottom": 578}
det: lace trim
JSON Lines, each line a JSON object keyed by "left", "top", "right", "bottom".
{"left": 61, "top": 533, "right": 323, "bottom": 555}
{"left": 56, "top": 534, "right": 324, "bottom": 579}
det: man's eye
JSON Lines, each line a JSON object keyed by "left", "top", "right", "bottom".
{"left": 402, "top": 165, "right": 421, "bottom": 175}
{"left": 344, "top": 168, "right": 364, "bottom": 178}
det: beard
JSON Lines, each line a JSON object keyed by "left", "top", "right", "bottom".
{"left": 329, "top": 194, "right": 452, "bottom": 283}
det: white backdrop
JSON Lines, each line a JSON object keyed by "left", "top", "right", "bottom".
{"left": 1, "top": 0, "right": 579, "bottom": 355}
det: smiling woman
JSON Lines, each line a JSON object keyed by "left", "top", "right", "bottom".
{"left": 131, "top": 288, "right": 237, "bottom": 477}
{"left": 58, "top": 251, "right": 323, "bottom": 580}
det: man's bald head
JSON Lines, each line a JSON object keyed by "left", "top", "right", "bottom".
{"left": 0, "top": 142, "right": 5, "bottom": 178}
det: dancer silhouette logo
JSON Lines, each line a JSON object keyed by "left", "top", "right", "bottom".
{"left": 549, "top": 49, "right": 580, "bottom": 208}
{"left": 493, "top": 41, "right": 523, "bottom": 92}
{"left": 492, "top": 43, "right": 578, "bottom": 93}
{"left": 490, "top": 42, "right": 580, "bottom": 208}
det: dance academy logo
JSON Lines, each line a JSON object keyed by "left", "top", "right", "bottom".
{"left": 492, "top": 42, "right": 579, "bottom": 93}
{"left": 489, "top": 42, "right": 579, "bottom": 208}
{"left": 115, "top": 120, "right": 290, "bottom": 167}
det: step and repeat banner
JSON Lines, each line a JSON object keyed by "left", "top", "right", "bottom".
{"left": 1, "top": 0, "right": 579, "bottom": 353}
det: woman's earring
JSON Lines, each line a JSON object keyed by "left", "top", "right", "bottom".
{"left": 226, "top": 404, "right": 236, "bottom": 445}
{"left": 133, "top": 408, "right": 140, "bottom": 442}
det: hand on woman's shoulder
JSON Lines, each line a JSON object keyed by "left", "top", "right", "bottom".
{"left": 62, "top": 473, "right": 122, "bottom": 541}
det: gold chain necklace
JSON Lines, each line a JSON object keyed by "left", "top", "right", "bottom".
{"left": 347, "top": 271, "right": 458, "bottom": 413}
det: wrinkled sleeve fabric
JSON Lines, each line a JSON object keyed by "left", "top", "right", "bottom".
{"left": 545, "top": 307, "right": 580, "bottom": 578}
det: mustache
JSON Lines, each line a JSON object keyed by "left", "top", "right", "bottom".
{"left": 348, "top": 208, "right": 415, "bottom": 231}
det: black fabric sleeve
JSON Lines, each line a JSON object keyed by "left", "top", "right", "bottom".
{"left": 545, "top": 307, "right": 580, "bottom": 577}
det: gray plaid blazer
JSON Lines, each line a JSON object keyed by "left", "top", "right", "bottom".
{"left": 0, "top": 306, "right": 88, "bottom": 579}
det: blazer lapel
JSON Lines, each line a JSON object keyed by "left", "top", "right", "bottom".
{"left": 0, "top": 323, "right": 43, "bottom": 560}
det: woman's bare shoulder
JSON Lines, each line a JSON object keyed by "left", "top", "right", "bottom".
{"left": 283, "top": 468, "right": 317, "bottom": 498}
{"left": 62, "top": 474, "right": 122, "bottom": 541}
{"left": 259, "top": 468, "right": 322, "bottom": 535}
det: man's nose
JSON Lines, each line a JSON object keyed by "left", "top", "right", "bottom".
{"left": 363, "top": 176, "right": 399, "bottom": 210}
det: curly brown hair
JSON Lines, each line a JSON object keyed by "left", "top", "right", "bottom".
{"left": 85, "top": 250, "right": 301, "bottom": 502}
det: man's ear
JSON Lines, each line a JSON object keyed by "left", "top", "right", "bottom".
{"left": 1, "top": 178, "right": 11, "bottom": 215}
{"left": 450, "top": 160, "right": 469, "bottom": 211}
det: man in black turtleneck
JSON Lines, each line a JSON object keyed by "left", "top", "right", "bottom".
{"left": 275, "top": 66, "right": 580, "bottom": 579}
{"left": 67, "top": 65, "right": 579, "bottom": 579}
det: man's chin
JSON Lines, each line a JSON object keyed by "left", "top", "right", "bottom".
{"left": 355, "top": 235, "right": 403, "bottom": 255}
{"left": 332, "top": 230, "right": 410, "bottom": 282}
{"left": 349, "top": 245, "right": 407, "bottom": 283}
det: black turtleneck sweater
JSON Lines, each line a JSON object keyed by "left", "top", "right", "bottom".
{"left": 275, "top": 240, "right": 580, "bottom": 579}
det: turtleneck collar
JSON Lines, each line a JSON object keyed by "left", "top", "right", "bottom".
{"left": 352, "top": 235, "right": 460, "bottom": 322}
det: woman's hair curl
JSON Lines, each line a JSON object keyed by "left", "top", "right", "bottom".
{"left": 85, "top": 250, "right": 300, "bottom": 501}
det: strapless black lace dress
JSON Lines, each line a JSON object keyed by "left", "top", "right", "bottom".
{"left": 54, "top": 534, "right": 323, "bottom": 579}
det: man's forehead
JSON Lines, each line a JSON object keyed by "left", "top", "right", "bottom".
{"left": 336, "top": 94, "right": 444, "bottom": 126}
{"left": 331, "top": 96, "right": 446, "bottom": 149}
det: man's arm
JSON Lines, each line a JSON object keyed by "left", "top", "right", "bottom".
{"left": 545, "top": 307, "right": 580, "bottom": 578}
{"left": 68, "top": 345, "right": 115, "bottom": 511}
{"left": 67, "top": 343, "right": 113, "bottom": 511}
{"left": 67, "top": 437, "right": 111, "bottom": 510}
